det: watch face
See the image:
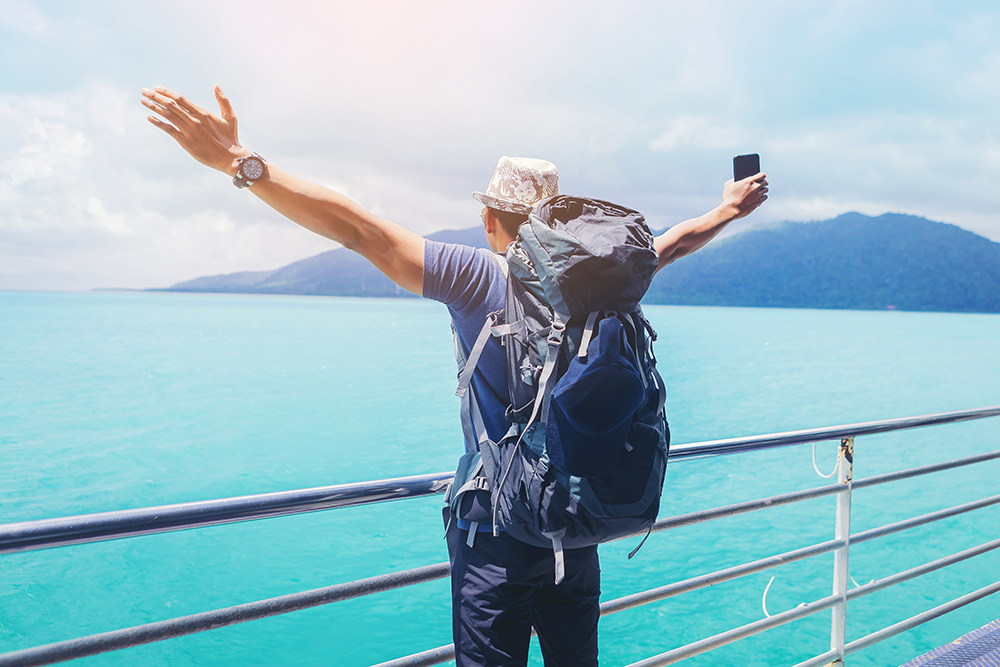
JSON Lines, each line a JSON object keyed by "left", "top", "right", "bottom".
{"left": 241, "top": 158, "right": 264, "bottom": 180}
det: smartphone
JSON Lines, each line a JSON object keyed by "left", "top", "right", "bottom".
{"left": 733, "top": 153, "right": 760, "bottom": 182}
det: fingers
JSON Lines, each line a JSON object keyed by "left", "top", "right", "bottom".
{"left": 153, "top": 86, "right": 207, "bottom": 116}
{"left": 733, "top": 177, "right": 768, "bottom": 196}
{"left": 736, "top": 172, "right": 767, "bottom": 186}
{"left": 141, "top": 87, "right": 195, "bottom": 128}
{"left": 145, "top": 114, "right": 180, "bottom": 137}
{"left": 215, "top": 85, "right": 236, "bottom": 122}
{"left": 743, "top": 178, "right": 768, "bottom": 210}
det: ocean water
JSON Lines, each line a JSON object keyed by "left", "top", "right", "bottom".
{"left": 1, "top": 290, "right": 999, "bottom": 666}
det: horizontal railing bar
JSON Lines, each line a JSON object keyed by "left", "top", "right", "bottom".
{"left": 601, "top": 538, "right": 845, "bottom": 616}
{"left": 844, "top": 580, "right": 1000, "bottom": 657}
{"left": 793, "top": 649, "right": 840, "bottom": 667}
{"left": 0, "top": 473, "right": 453, "bottom": 556}
{"left": 846, "top": 537, "right": 1000, "bottom": 602}
{"left": 0, "top": 563, "right": 450, "bottom": 667}
{"left": 852, "top": 449, "right": 1000, "bottom": 491}
{"left": 851, "top": 493, "right": 1000, "bottom": 547}
{"left": 368, "top": 644, "right": 455, "bottom": 667}
{"left": 6, "top": 409, "right": 997, "bottom": 557}
{"left": 621, "top": 447, "right": 1000, "bottom": 543}
{"left": 789, "top": 647, "right": 842, "bottom": 667}
{"left": 624, "top": 593, "right": 843, "bottom": 667}
{"left": 643, "top": 483, "right": 843, "bottom": 535}
{"left": 666, "top": 405, "right": 1000, "bottom": 459}
{"left": 603, "top": 494, "right": 1000, "bottom": 624}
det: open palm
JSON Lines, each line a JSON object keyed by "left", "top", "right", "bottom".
{"left": 141, "top": 85, "right": 247, "bottom": 174}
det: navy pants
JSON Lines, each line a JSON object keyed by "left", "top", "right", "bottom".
{"left": 446, "top": 520, "right": 601, "bottom": 667}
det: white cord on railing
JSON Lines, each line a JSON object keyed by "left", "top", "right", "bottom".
{"left": 762, "top": 576, "right": 775, "bottom": 617}
{"left": 761, "top": 576, "right": 810, "bottom": 619}
{"left": 812, "top": 441, "right": 840, "bottom": 478}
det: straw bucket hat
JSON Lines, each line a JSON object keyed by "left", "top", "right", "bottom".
{"left": 473, "top": 156, "right": 559, "bottom": 214}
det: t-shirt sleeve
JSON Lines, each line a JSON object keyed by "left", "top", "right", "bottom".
{"left": 423, "top": 240, "right": 504, "bottom": 323}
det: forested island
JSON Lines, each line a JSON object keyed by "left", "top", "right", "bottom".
{"left": 157, "top": 213, "right": 1000, "bottom": 314}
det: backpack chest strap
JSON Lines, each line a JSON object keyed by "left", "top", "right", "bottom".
{"left": 490, "top": 320, "right": 526, "bottom": 339}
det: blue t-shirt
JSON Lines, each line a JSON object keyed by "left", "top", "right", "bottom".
{"left": 422, "top": 240, "right": 510, "bottom": 448}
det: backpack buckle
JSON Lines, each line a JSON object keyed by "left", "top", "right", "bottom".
{"left": 547, "top": 319, "right": 565, "bottom": 346}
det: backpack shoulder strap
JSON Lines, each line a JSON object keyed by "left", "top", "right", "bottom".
{"left": 454, "top": 311, "right": 500, "bottom": 398}
{"left": 452, "top": 322, "right": 492, "bottom": 453}
{"left": 451, "top": 249, "right": 512, "bottom": 450}
{"left": 454, "top": 249, "right": 510, "bottom": 398}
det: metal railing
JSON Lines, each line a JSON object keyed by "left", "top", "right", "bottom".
{"left": 1, "top": 405, "right": 999, "bottom": 667}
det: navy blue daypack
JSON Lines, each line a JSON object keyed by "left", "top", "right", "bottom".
{"left": 446, "top": 196, "right": 669, "bottom": 582}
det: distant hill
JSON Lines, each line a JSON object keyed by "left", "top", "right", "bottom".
{"left": 163, "top": 227, "right": 489, "bottom": 298}
{"left": 159, "top": 213, "right": 1000, "bottom": 313}
{"left": 648, "top": 212, "right": 1000, "bottom": 313}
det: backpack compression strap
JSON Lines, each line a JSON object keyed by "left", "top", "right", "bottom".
{"left": 633, "top": 312, "right": 668, "bottom": 415}
{"left": 541, "top": 528, "right": 567, "bottom": 585}
{"left": 577, "top": 310, "right": 599, "bottom": 358}
{"left": 521, "top": 315, "right": 565, "bottom": 433}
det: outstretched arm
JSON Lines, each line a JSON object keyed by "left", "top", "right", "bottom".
{"left": 654, "top": 174, "right": 768, "bottom": 270}
{"left": 141, "top": 85, "right": 425, "bottom": 294}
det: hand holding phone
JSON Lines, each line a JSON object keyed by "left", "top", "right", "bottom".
{"left": 733, "top": 153, "right": 760, "bottom": 182}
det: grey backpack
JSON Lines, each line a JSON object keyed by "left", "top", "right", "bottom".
{"left": 445, "top": 196, "right": 669, "bottom": 582}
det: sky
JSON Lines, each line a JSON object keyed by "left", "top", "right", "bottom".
{"left": 1, "top": 0, "right": 998, "bottom": 291}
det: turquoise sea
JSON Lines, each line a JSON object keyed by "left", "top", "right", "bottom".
{"left": 1, "top": 290, "right": 999, "bottom": 666}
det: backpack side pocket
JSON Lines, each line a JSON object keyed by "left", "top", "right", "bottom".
{"left": 447, "top": 451, "right": 492, "bottom": 524}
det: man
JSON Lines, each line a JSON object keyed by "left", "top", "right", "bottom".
{"left": 141, "top": 85, "right": 768, "bottom": 666}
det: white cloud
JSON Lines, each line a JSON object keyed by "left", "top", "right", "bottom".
{"left": 650, "top": 117, "right": 708, "bottom": 153}
{"left": 0, "top": 0, "right": 47, "bottom": 33}
{"left": 650, "top": 116, "right": 745, "bottom": 153}
{"left": 2, "top": 118, "right": 89, "bottom": 187}
{"left": 85, "top": 197, "right": 130, "bottom": 235}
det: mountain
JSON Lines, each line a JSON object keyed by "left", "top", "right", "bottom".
{"left": 163, "top": 227, "right": 489, "bottom": 298}
{"left": 159, "top": 213, "right": 1000, "bottom": 313}
{"left": 648, "top": 213, "right": 1000, "bottom": 313}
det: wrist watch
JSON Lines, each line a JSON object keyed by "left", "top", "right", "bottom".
{"left": 233, "top": 153, "right": 267, "bottom": 188}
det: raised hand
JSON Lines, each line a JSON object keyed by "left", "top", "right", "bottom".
{"left": 723, "top": 173, "right": 769, "bottom": 219}
{"left": 141, "top": 85, "right": 250, "bottom": 174}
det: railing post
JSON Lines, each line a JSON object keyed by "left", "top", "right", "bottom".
{"left": 829, "top": 436, "right": 854, "bottom": 666}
